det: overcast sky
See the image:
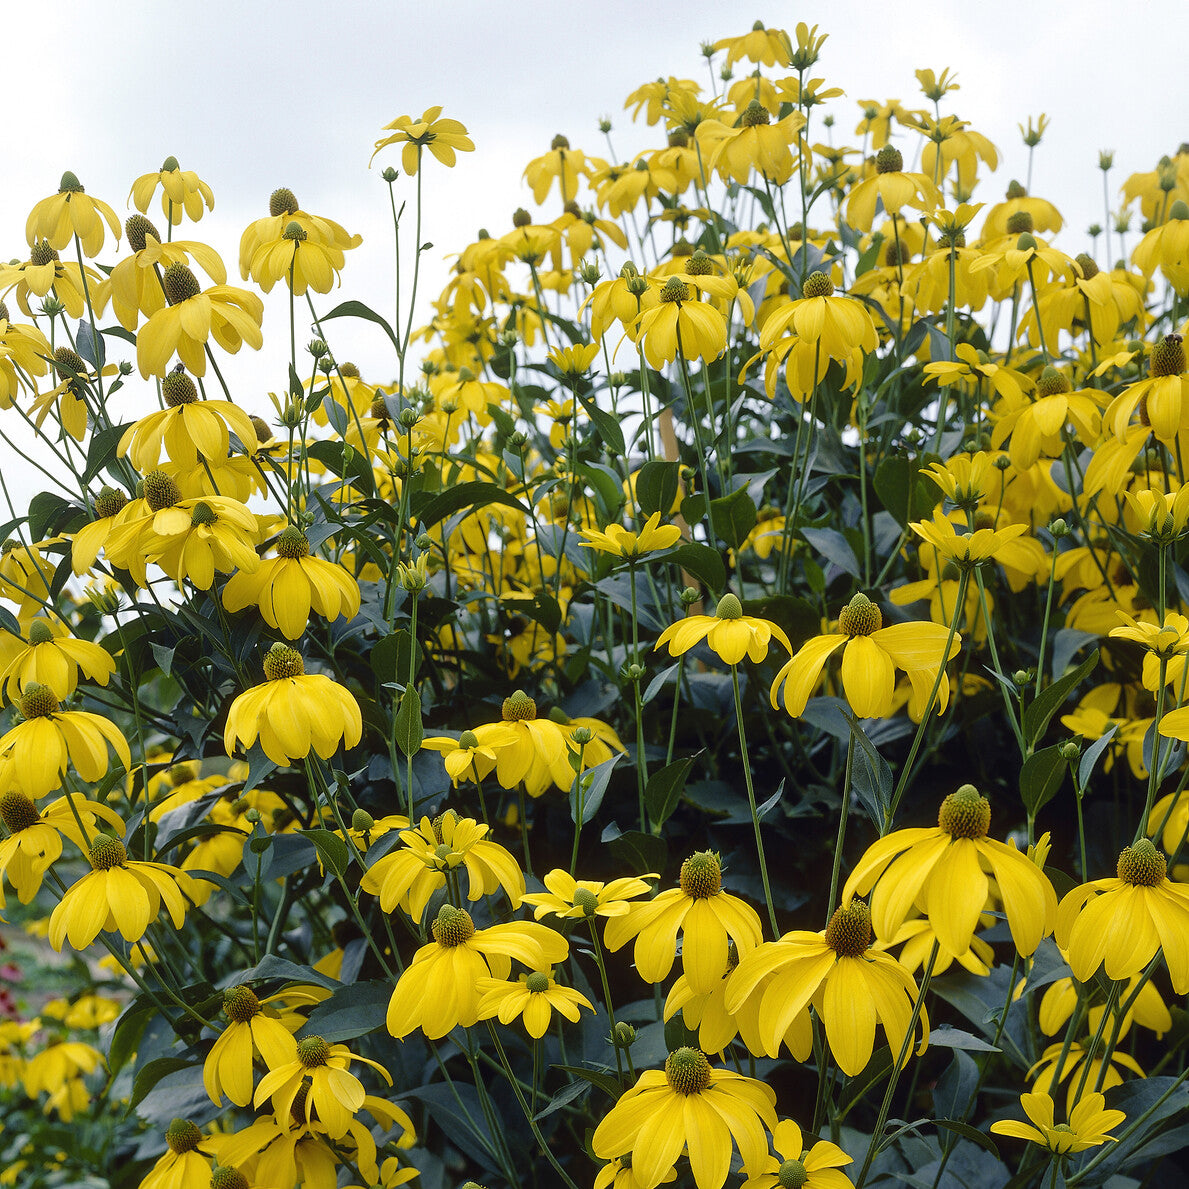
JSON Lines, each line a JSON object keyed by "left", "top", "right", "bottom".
{"left": 1, "top": 0, "right": 1185, "bottom": 505}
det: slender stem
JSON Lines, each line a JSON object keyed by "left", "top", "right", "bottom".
{"left": 826, "top": 734, "right": 855, "bottom": 924}
{"left": 731, "top": 664, "right": 778, "bottom": 936}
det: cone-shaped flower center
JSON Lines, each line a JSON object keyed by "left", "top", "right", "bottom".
{"left": 525, "top": 972, "right": 550, "bottom": 993}
{"left": 59, "top": 171, "right": 84, "bottom": 194}
{"left": 275, "top": 526, "right": 311, "bottom": 559}
{"left": 714, "top": 593, "right": 743, "bottom": 620}
{"left": 1036, "top": 366, "right": 1072, "bottom": 397}
{"left": 95, "top": 486, "right": 128, "bottom": 519}
{"left": 143, "top": 470, "right": 181, "bottom": 511}
{"left": 223, "top": 985, "right": 262, "bottom": 1024}
{"left": 680, "top": 851, "right": 723, "bottom": 898}
{"left": 875, "top": 146, "right": 903, "bottom": 174}
{"left": 432, "top": 904, "right": 476, "bottom": 947}
{"left": 125, "top": 214, "right": 161, "bottom": 253}
{"left": 19, "top": 682, "right": 59, "bottom": 718}
{"left": 162, "top": 263, "right": 201, "bottom": 305}
{"left": 685, "top": 249, "right": 714, "bottom": 276}
{"left": 551, "top": 133, "right": 570, "bottom": 150}
{"left": 190, "top": 501, "right": 217, "bottom": 527}
{"left": 270, "top": 187, "right": 299, "bottom": 217}
{"left": 263, "top": 644, "right": 305, "bottom": 681}
{"left": 89, "top": 834, "right": 128, "bottom": 871}
{"left": 839, "top": 592, "right": 881, "bottom": 637}
{"left": 939, "top": 784, "right": 991, "bottom": 839}
{"left": 502, "top": 690, "right": 538, "bottom": 721}
{"left": 664, "top": 1046, "right": 711, "bottom": 1094}
{"left": 741, "top": 99, "right": 770, "bottom": 127}
{"left": 165, "top": 1117, "right": 202, "bottom": 1153}
{"left": 1016, "top": 232, "right": 1038, "bottom": 251}
{"left": 458, "top": 730, "right": 479, "bottom": 750}
{"left": 296, "top": 1035, "right": 330, "bottom": 1068}
{"left": 573, "top": 887, "right": 600, "bottom": 917}
{"left": 777, "top": 1159, "right": 809, "bottom": 1188}
{"left": 802, "top": 270, "right": 835, "bottom": 298}
{"left": 54, "top": 347, "right": 86, "bottom": 380}
{"left": 209, "top": 1167, "right": 249, "bottom": 1189}
{"left": 431, "top": 809, "right": 458, "bottom": 843}
{"left": 659, "top": 276, "right": 691, "bottom": 303}
{"left": 1151, "top": 334, "right": 1185, "bottom": 378}
{"left": 162, "top": 368, "right": 198, "bottom": 406}
{"left": 1075, "top": 253, "right": 1099, "bottom": 281}
{"left": 29, "top": 240, "right": 58, "bottom": 267}
{"left": 27, "top": 619, "right": 55, "bottom": 645}
{"left": 1117, "top": 838, "right": 1166, "bottom": 886}
{"left": 351, "top": 808, "right": 375, "bottom": 832}
{"left": 0, "top": 790, "right": 39, "bottom": 833}
{"left": 282, "top": 221, "right": 307, "bottom": 242}
{"left": 1006, "top": 210, "right": 1034, "bottom": 235}
{"left": 825, "top": 899, "right": 872, "bottom": 956}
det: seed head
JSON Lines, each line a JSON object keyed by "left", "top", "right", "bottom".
{"left": 432, "top": 903, "right": 476, "bottom": 947}
{"left": 1117, "top": 838, "right": 1166, "bottom": 887}
{"left": 1005, "top": 210, "right": 1034, "bottom": 236}
{"left": 263, "top": 643, "right": 304, "bottom": 681}
{"left": 938, "top": 784, "right": 991, "bottom": 839}
{"left": 89, "top": 834, "right": 128, "bottom": 871}
{"left": 1036, "top": 366, "right": 1072, "bottom": 397}
{"left": 296, "top": 1035, "right": 330, "bottom": 1068}
{"left": 525, "top": 971, "right": 550, "bottom": 993}
{"left": 839, "top": 592, "right": 881, "bottom": 637}
{"left": 875, "top": 146, "right": 903, "bottom": 174}
{"left": 0, "top": 790, "right": 39, "bottom": 833}
{"left": 19, "top": 682, "right": 59, "bottom": 719}
{"left": 777, "top": 1159, "right": 809, "bottom": 1188}
{"left": 714, "top": 593, "right": 743, "bottom": 620}
{"left": 270, "top": 188, "right": 299, "bottom": 217}
{"left": 664, "top": 1046, "right": 711, "bottom": 1094}
{"left": 143, "top": 470, "right": 181, "bottom": 511}
{"left": 161, "top": 263, "right": 201, "bottom": 305}
{"left": 801, "top": 270, "right": 834, "bottom": 299}
{"left": 275, "top": 526, "right": 311, "bottom": 558}
{"left": 825, "top": 899, "right": 872, "bottom": 956}
{"left": 502, "top": 690, "right": 537, "bottom": 721}
{"left": 165, "top": 1118, "right": 202, "bottom": 1153}
{"left": 679, "top": 851, "right": 723, "bottom": 899}
{"left": 1151, "top": 334, "right": 1185, "bottom": 378}
{"left": 162, "top": 367, "right": 198, "bottom": 406}
{"left": 222, "top": 985, "right": 262, "bottom": 1024}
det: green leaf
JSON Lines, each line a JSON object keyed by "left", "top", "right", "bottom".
{"left": 645, "top": 752, "right": 702, "bottom": 828}
{"left": 1023, "top": 649, "right": 1099, "bottom": 748}
{"left": 842, "top": 709, "right": 892, "bottom": 823}
{"left": 371, "top": 629, "right": 415, "bottom": 687}
{"left": 414, "top": 480, "right": 528, "bottom": 528}
{"left": 129, "top": 1057, "right": 194, "bottom": 1112}
{"left": 304, "top": 828, "right": 350, "bottom": 878}
{"left": 635, "top": 461, "right": 682, "bottom": 517}
{"left": 934, "top": 1118, "right": 1000, "bottom": 1158}
{"left": 671, "top": 543, "right": 725, "bottom": 594}
{"left": 1020, "top": 744, "right": 1065, "bottom": 816}
{"left": 801, "top": 526, "right": 860, "bottom": 578}
{"left": 606, "top": 827, "right": 666, "bottom": 875}
{"left": 320, "top": 298, "right": 401, "bottom": 353}
{"left": 533, "top": 1077, "right": 589, "bottom": 1120}
{"left": 394, "top": 685, "right": 424, "bottom": 755}
{"left": 576, "top": 389, "right": 626, "bottom": 455}
{"left": 576, "top": 460, "right": 625, "bottom": 522}
{"left": 570, "top": 753, "right": 623, "bottom": 826}
{"left": 302, "top": 980, "right": 390, "bottom": 1042}
{"left": 554, "top": 1064, "right": 622, "bottom": 1102}
{"left": 84, "top": 422, "right": 135, "bottom": 483}
{"left": 708, "top": 486, "right": 757, "bottom": 550}
{"left": 872, "top": 455, "right": 939, "bottom": 528}
{"left": 930, "top": 1025, "right": 1001, "bottom": 1052}
{"left": 1078, "top": 724, "right": 1117, "bottom": 789}
{"left": 307, "top": 439, "right": 374, "bottom": 498}
{"left": 108, "top": 997, "right": 155, "bottom": 1078}
{"left": 27, "top": 492, "right": 74, "bottom": 540}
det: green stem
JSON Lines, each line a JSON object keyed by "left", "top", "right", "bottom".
{"left": 731, "top": 664, "right": 778, "bottom": 936}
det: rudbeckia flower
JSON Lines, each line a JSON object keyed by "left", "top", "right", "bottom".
{"left": 0, "top": 240, "right": 100, "bottom": 319}
{"left": 698, "top": 102, "right": 805, "bottom": 186}
{"left": 846, "top": 146, "right": 940, "bottom": 232}
{"left": 0, "top": 617, "right": 114, "bottom": 700}
{"left": 471, "top": 690, "right": 574, "bottom": 798}
{"left": 522, "top": 868, "right": 657, "bottom": 921}
{"left": 1103, "top": 332, "right": 1189, "bottom": 443}
{"left": 0, "top": 684, "right": 130, "bottom": 799}
{"left": 140, "top": 496, "right": 264, "bottom": 590}
{"left": 656, "top": 593, "right": 792, "bottom": 666}
{"left": 725, "top": 900, "right": 928, "bottom": 1076}
{"left": 477, "top": 968, "right": 594, "bottom": 1038}
{"left": 25, "top": 171, "right": 120, "bottom": 257}
{"left": 203, "top": 984, "right": 298, "bottom": 1107}
{"left": 604, "top": 851, "right": 763, "bottom": 996}
{"left": 909, "top": 510, "right": 1034, "bottom": 571}
{"left": 1056, "top": 839, "right": 1189, "bottom": 992}
{"left": 130, "top": 156, "right": 215, "bottom": 225}
{"left": 248, "top": 218, "right": 356, "bottom": 296}
{"left": 991, "top": 366, "right": 1102, "bottom": 470}
{"left": 524, "top": 135, "right": 593, "bottom": 205}
{"left": 386, "top": 903, "right": 567, "bottom": 1039}
{"left": 359, "top": 810, "right": 525, "bottom": 923}
{"left": 371, "top": 106, "right": 475, "bottom": 174}
{"left": 0, "top": 309, "right": 52, "bottom": 409}
{"left": 238, "top": 188, "right": 362, "bottom": 284}
{"left": 580, "top": 511, "right": 682, "bottom": 560}
{"left": 421, "top": 726, "right": 518, "bottom": 786}
{"left": 634, "top": 275, "right": 728, "bottom": 368}
{"left": 136, "top": 262, "right": 264, "bottom": 378}
{"left": 253, "top": 1035, "right": 390, "bottom": 1141}
{"left": 47, "top": 833, "right": 194, "bottom": 951}
{"left": 712, "top": 22, "right": 796, "bottom": 68}
{"left": 222, "top": 527, "right": 361, "bottom": 640}
{"left": 990, "top": 1091, "right": 1125, "bottom": 1155}
{"left": 591, "top": 1046, "right": 777, "bottom": 1189}
{"left": 770, "top": 592, "right": 961, "bottom": 720}
{"left": 138, "top": 1119, "right": 229, "bottom": 1189}
{"left": 1027, "top": 1043, "right": 1145, "bottom": 1113}
{"left": 841, "top": 784, "right": 1057, "bottom": 957}
{"left": 739, "top": 1118, "right": 855, "bottom": 1189}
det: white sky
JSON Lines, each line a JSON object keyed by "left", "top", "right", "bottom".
{"left": 1, "top": 0, "right": 1186, "bottom": 503}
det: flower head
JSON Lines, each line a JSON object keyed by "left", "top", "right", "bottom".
{"left": 656, "top": 594, "right": 792, "bottom": 666}
{"left": 990, "top": 1091, "right": 1124, "bottom": 1155}
{"left": 371, "top": 107, "right": 475, "bottom": 174}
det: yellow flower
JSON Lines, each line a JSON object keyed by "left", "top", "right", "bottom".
{"left": 358, "top": 810, "right": 525, "bottom": 923}
{"left": 0, "top": 684, "right": 130, "bottom": 799}
{"left": 521, "top": 868, "right": 657, "bottom": 921}
{"left": 1056, "top": 839, "right": 1189, "bottom": 993}
{"left": 239, "top": 189, "right": 362, "bottom": 284}
{"left": 371, "top": 106, "right": 475, "bottom": 174}
{"left": 138, "top": 1119, "right": 229, "bottom": 1189}
{"left": 770, "top": 592, "right": 961, "bottom": 720}
{"left": 0, "top": 618, "right": 114, "bottom": 700}
{"left": 846, "top": 146, "right": 941, "bottom": 232}
{"left": 0, "top": 312, "right": 52, "bottom": 409}
{"left": 386, "top": 904, "right": 567, "bottom": 1039}
{"left": 47, "top": 833, "right": 193, "bottom": 951}
{"left": 604, "top": 851, "right": 763, "bottom": 996}
{"left": 25, "top": 172, "right": 120, "bottom": 257}
{"left": 711, "top": 22, "right": 795, "bottom": 68}
{"left": 524, "top": 135, "right": 593, "bottom": 205}
{"left": 422, "top": 726, "right": 518, "bottom": 786}
{"left": 591, "top": 1046, "right": 777, "bottom": 1189}
{"left": 842, "top": 784, "right": 1057, "bottom": 957}
{"left": 129, "top": 156, "right": 215, "bottom": 225}
{"left": 547, "top": 341, "right": 601, "bottom": 376}
{"left": 656, "top": 594, "right": 792, "bottom": 666}
{"left": 990, "top": 1091, "right": 1125, "bottom": 1155}
{"left": 224, "top": 645, "right": 362, "bottom": 767}
{"left": 253, "top": 1035, "right": 390, "bottom": 1141}
{"left": 1103, "top": 331, "right": 1189, "bottom": 443}
{"left": 725, "top": 900, "right": 928, "bottom": 1077}
{"left": 477, "top": 968, "right": 594, "bottom": 1038}
{"left": 141, "top": 496, "right": 264, "bottom": 590}
{"left": 248, "top": 217, "right": 358, "bottom": 296}
{"left": 1027, "top": 1043, "right": 1145, "bottom": 1114}
{"left": 909, "top": 510, "right": 1034, "bottom": 570}
{"left": 739, "top": 1117, "right": 855, "bottom": 1189}
{"left": 203, "top": 984, "right": 298, "bottom": 1107}
{"left": 580, "top": 511, "right": 682, "bottom": 560}
{"left": 634, "top": 275, "right": 727, "bottom": 368}
{"left": 472, "top": 690, "right": 575, "bottom": 798}
{"left": 0, "top": 241, "right": 100, "bottom": 319}
{"left": 136, "top": 262, "right": 263, "bottom": 378}
{"left": 698, "top": 104, "right": 805, "bottom": 186}
{"left": 222, "top": 527, "right": 361, "bottom": 640}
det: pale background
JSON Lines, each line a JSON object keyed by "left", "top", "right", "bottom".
{"left": 1, "top": 0, "right": 1185, "bottom": 504}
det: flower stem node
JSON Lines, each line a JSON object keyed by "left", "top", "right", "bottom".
{"left": 838, "top": 592, "right": 881, "bottom": 637}
{"left": 502, "top": 690, "right": 537, "bottom": 721}
{"left": 825, "top": 899, "right": 872, "bottom": 956}
{"left": 664, "top": 1046, "right": 711, "bottom": 1095}
{"left": 679, "top": 851, "right": 723, "bottom": 899}
{"left": 939, "top": 784, "right": 991, "bottom": 839}
{"left": 801, "top": 270, "right": 835, "bottom": 299}
{"left": 431, "top": 903, "right": 476, "bottom": 947}
{"left": 222, "top": 985, "right": 262, "bottom": 1024}
{"left": 1117, "top": 839, "right": 1166, "bottom": 886}
{"left": 165, "top": 1118, "right": 202, "bottom": 1154}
